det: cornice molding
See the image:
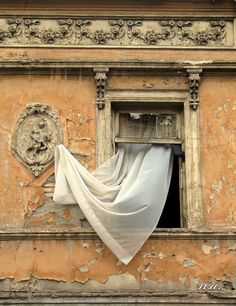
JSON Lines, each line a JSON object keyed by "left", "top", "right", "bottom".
{"left": 1, "top": 59, "right": 236, "bottom": 73}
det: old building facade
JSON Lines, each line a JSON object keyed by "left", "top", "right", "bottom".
{"left": 0, "top": 0, "right": 236, "bottom": 304}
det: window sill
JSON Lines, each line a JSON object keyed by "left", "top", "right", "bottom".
{"left": 0, "top": 228, "right": 235, "bottom": 241}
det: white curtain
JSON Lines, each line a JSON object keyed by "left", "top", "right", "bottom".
{"left": 53, "top": 143, "right": 173, "bottom": 265}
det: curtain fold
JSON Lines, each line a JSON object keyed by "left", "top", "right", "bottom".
{"left": 53, "top": 143, "right": 173, "bottom": 264}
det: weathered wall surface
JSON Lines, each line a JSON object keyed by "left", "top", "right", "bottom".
{"left": 0, "top": 74, "right": 96, "bottom": 230}
{"left": 200, "top": 76, "right": 236, "bottom": 227}
{"left": 0, "top": 69, "right": 235, "bottom": 303}
{"left": 0, "top": 239, "right": 235, "bottom": 289}
{"left": 0, "top": 0, "right": 236, "bottom": 304}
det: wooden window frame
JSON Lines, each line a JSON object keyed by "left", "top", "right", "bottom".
{"left": 112, "top": 107, "right": 183, "bottom": 145}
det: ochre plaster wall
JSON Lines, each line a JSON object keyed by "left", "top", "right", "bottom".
{"left": 0, "top": 239, "right": 235, "bottom": 290}
{"left": 0, "top": 69, "right": 235, "bottom": 293}
{"left": 0, "top": 0, "right": 235, "bottom": 300}
{"left": 200, "top": 76, "right": 236, "bottom": 228}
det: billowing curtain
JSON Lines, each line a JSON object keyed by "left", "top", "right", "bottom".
{"left": 53, "top": 143, "right": 173, "bottom": 264}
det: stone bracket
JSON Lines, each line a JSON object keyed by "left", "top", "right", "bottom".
{"left": 93, "top": 68, "right": 109, "bottom": 110}
{"left": 187, "top": 68, "right": 202, "bottom": 110}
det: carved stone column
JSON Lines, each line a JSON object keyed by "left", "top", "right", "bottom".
{"left": 94, "top": 68, "right": 109, "bottom": 110}
{"left": 94, "top": 68, "right": 110, "bottom": 166}
{"left": 185, "top": 68, "right": 203, "bottom": 228}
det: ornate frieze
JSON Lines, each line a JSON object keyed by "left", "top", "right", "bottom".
{"left": 12, "top": 104, "right": 63, "bottom": 177}
{"left": 0, "top": 16, "right": 233, "bottom": 48}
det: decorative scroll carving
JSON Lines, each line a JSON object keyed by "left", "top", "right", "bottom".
{"left": 0, "top": 16, "right": 232, "bottom": 48}
{"left": 94, "top": 69, "right": 109, "bottom": 110}
{"left": 12, "top": 104, "right": 63, "bottom": 176}
{"left": 24, "top": 18, "right": 74, "bottom": 44}
{"left": 187, "top": 69, "right": 202, "bottom": 110}
{"left": 177, "top": 20, "right": 226, "bottom": 46}
{"left": 75, "top": 19, "right": 125, "bottom": 44}
{"left": 0, "top": 17, "right": 22, "bottom": 43}
{"left": 127, "top": 20, "right": 176, "bottom": 45}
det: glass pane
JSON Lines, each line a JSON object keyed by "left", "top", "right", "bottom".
{"left": 118, "top": 113, "right": 177, "bottom": 139}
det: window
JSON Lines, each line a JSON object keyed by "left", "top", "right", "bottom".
{"left": 96, "top": 87, "right": 203, "bottom": 229}
{"left": 111, "top": 103, "right": 185, "bottom": 228}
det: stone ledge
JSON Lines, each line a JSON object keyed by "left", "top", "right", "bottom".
{"left": 0, "top": 290, "right": 235, "bottom": 305}
{"left": 0, "top": 228, "right": 235, "bottom": 240}
{"left": 2, "top": 59, "right": 236, "bottom": 74}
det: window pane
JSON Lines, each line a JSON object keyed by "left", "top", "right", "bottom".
{"left": 118, "top": 113, "right": 177, "bottom": 139}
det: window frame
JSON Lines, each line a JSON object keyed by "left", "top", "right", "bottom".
{"left": 96, "top": 88, "right": 203, "bottom": 229}
{"left": 112, "top": 106, "right": 183, "bottom": 146}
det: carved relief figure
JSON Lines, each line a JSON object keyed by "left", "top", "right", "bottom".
{"left": 12, "top": 104, "right": 63, "bottom": 177}
{"left": 25, "top": 118, "right": 52, "bottom": 163}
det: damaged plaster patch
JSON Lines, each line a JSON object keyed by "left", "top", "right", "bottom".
{"left": 211, "top": 180, "right": 223, "bottom": 193}
{"left": 82, "top": 242, "right": 90, "bottom": 249}
{"left": 19, "top": 181, "right": 29, "bottom": 188}
{"left": 227, "top": 159, "right": 236, "bottom": 175}
{"left": 183, "top": 259, "right": 196, "bottom": 268}
{"left": 26, "top": 197, "right": 91, "bottom": 229}
{"left": 228, "top": 242, "right": 236, "bottom": 251}
{"left": 79, "top": 265, "right": 89, "bottom": 273}
{"left": 202, "top": 241, "right": 219, "bottom": 255}
{"left": 103, "top": 274, "right": 139, "bottom": 290}
{"left": 143, "top": 251, "right": 167, "bottom": 259}
{"left": 207, "top": 177, "right": 226, "bottom": 213}
{"left": 215, "top": 103, "right": 230, "bottom": 116}
{"left": 176, "top": 60, "right": 213, "bottom": 66}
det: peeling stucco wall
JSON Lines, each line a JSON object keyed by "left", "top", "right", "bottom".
{"left": 0, "top": 70, "right": 235, "bottom": 297}
{"left": 200, "top": 76, "right": 236, "bottom": 227}
{"left": 0, "top": 1, "right": 236, "bottom": 303}
{"left": 0, "top": 74, "right": 96, "bottom": 230}
{"left": 0, "top": 239, "right": 235, "bottom": 291}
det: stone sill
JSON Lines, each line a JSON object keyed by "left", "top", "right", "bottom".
{"left": 0, "top": 228, "right": 236, "bottom": 240}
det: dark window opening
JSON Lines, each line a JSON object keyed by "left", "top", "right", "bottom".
{"left": 157, "top": 155, "right": 181, "bottom": 228}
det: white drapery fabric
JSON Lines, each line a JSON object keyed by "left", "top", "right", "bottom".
{"left": 53, "top": 143, "right": 173, "bottom": 265}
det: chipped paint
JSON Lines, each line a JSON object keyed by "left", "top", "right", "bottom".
{"left": 183, "top": 259, "right": 196, "bottom": 267}
{"left": 0, "top": 18, "right": 235, "bottom": 301}
{"left": 202, "top": 242, "right": 219, "bottom": 255}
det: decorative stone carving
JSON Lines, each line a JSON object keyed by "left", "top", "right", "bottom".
{"left": 75, "top": 19, "right": 125, "bottom": 45}
{"left": 127, "top": 19, "right": 227, "bottom": 46}
{"left": 0, "top": 17, "right": 22, "bottom": 43}
{"left": 187, "top": 69, "right": 202, "bottom": 110}
{"left": 12, "top": 104, "right": 63, "bottom": 176}
{"left": 94, "top": 68, "right": 109, "bottom": 110}
{"left": 127, "top": 19, "right": 176, "bottom": 45}
{"left": 0, "top": 16, "right": 232, "bottom": 48}
{"left": 177, "top": 20, "right": 226, "bottom": 46}
{"left": 24, "top": 18, "right": 74, "bottom": 44}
